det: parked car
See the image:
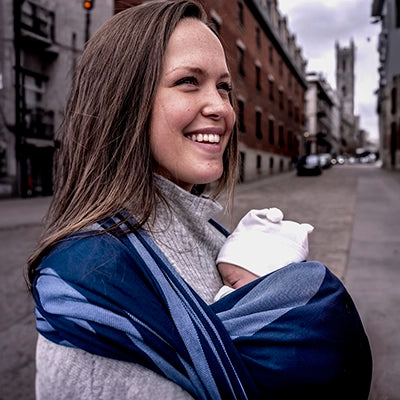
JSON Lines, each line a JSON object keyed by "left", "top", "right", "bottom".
{"left": 335, "top": 155, "right": 345, "bottom": 165}
{"left": 346, "top": 156, "right": 356, "bottom": 164}
{"left": 318, "top": 153, "right": 332, "bottom": 169}
{"left": 296, "top": 155, "right": 322, "bottom": 176}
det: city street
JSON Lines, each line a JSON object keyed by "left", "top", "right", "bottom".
{"left": 1, "top": 164, "right": 399, "bottom": 399}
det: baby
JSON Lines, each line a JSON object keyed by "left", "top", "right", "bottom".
{"left": 214, "top": 208, "right": 314, "bottom": 301}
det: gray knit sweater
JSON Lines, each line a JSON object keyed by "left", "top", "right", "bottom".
{"left": 35, "top": 177, "right": 226, "bottom": 399}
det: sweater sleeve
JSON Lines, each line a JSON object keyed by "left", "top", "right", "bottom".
{"left": 36, "top": 335, "right": 194, "bottom": 400}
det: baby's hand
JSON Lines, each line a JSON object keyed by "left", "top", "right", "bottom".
{"left": 218, "top": 262, "right": 259, "bottom": 289}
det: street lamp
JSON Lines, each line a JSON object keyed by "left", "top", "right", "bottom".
{"left": 83, "top": 0, "right": 94, "bottom": 10}
{"left": 83, "top": 0, "right": 95, "bottom": 44}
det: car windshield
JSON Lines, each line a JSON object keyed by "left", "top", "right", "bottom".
{"left": 306, "top": 155, "right": 319, "bottom": 165}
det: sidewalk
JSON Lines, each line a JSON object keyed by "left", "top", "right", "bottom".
{"left": 0, "top": 196, "right": 51, "bottom": 229}
{"left": 344, "top": 167, "right": 400, "bottom": 399}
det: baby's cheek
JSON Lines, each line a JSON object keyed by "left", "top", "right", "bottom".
{"left": 218, "top": 263, "right": 241, "bottom": 287}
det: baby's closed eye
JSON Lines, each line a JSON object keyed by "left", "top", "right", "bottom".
{"left": 218, "top": 262, "right": 259, "bottom": 289}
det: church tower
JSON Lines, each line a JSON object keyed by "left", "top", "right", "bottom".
{"left": 335, "top": 40, "right": 355, "bottom": 116}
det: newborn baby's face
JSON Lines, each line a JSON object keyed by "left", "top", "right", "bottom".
{"left": 218, "top": 262, "right": 259, "bottom": 289}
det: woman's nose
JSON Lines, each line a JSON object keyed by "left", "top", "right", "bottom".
{"left": 201, "top": 88, "right": 230, "bottom": 120}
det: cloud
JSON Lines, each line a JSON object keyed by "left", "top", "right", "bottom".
{"left": 282, "top": 0, "right": 373, "bottom": 58}
{"left": 278, "top": 0, "right": 380, "bottom": 138}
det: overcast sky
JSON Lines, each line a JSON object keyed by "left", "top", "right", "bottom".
{"left": 277, "top": 0, "right": 381, "bottom": 141}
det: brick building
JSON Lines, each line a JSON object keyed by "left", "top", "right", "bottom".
{"left": 115, "top": 0, "right": 308, "bottom": 181}
{"left": 203, "top": 0, "right": 307, "bottom": 180}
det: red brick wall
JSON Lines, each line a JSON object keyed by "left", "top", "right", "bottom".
{"left": 202, "top": 0, "right": 304, "bottom": 158}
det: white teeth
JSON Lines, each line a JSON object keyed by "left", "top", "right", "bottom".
{"left": 187, "top": 133, "right": 221, "bottom": 143}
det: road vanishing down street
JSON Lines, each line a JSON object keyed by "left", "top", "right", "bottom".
{"left": 1, "top": 164, "right": 399, "bottom": 400}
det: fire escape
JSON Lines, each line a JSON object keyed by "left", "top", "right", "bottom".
{"left": 14, "top": 0, "right": 58, "bottom": 196}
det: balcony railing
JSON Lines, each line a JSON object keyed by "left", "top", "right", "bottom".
{"left": 20, "top": 1, "right": 55, "bottom": 47}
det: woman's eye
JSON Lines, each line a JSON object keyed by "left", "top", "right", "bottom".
{"left": 176, "top": 76, "right": 198, "bottom": 86}
{"left": 218, "top": 82, "right": 232, "bottom": 93}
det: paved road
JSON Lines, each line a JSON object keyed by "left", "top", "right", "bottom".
{"left": 0, "top": 165, "right": 399, "bottom": 399}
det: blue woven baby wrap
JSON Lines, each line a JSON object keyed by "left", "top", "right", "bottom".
{"left": 33, "top": 215, "right": 372, "bottom": 399}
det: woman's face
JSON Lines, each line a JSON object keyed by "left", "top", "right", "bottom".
{"left": 149, "top": 19, "right": 235, "bottom": 191}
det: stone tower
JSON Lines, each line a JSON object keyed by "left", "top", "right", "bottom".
{"left": 335, "top": 40, "right": 356, "bottom": 116}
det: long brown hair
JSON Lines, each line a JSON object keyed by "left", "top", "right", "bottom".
{"left": 27, "top": 0, "right": 238, "bottom": 287}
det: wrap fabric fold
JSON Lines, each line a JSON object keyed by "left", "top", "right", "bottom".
{"left": 33, "top": 214, "right": 372, "bottom": 400}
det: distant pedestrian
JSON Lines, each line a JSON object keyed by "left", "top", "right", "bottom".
{"left": 27, "top": 1, "right": 372, "bottom": 399}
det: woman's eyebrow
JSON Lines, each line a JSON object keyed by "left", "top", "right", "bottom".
{"left": 165, "top": 66, "right": 204, "bottom": 77}
{"left": 165, "top": 66, "right": 231, "bottom": 81}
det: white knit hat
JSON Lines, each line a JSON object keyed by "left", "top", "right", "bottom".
{"left": 216, "top": 208, "right": 314, "bottom": 277}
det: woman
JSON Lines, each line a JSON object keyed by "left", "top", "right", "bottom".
{"left": 29, "top": 1, "right": 372, "bottom": 399}
{"left": 29, "top": 2, "right": 243, "bottom": 399}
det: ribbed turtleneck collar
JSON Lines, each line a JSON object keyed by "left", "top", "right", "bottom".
{"left": 154, "top": 175, "right": 223, "bottom": 222}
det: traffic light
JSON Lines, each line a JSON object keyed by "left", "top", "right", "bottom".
{"left": 83, "top": 0, "right": 94, "bottom": 10}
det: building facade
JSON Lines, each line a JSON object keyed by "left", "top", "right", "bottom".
{"left": 372, "top": 0, "right": 400, "bottom": 169}
{"left": 116, "top": 0, "right": 308, "bottom": 182}
{"left": 305, "top": 72, "right": 341, "bottom": 157}
{"left": 0, "top": 0, "right": 112, "bottom": 197}
{"left": 203, "top": 0, "right": 307, "bottom": 181}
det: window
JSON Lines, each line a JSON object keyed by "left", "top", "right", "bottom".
{"left": 24, "top": 75, "right": 46, "bottom": 107}
{"left": 238, "top": 46, "right": 245, "bottom": 76}
{"left": 294, "top": 106, "right": 300, "bottom": 122}
{"left": 288, "top": 130, "right": 293, "bottom": 150}
{"left": 269, "top": 78, "right": 274, "bottom": 101}
{"left": 396, "top": 0, "right": 400, "bottom": 27}
{"left": 256, "top": 111, "right": 262, "bottom": 139}
{"left": 211, "top": 17, "right": 220, "bottom": 33}
{"left": 269, "top": 157, "right": 274, "bottom": 172}
{"left": 256, "top": 27, "right": 261, "bottom": 49}
{"left": 279, "top": 60, "right": 283, "bottom": 77}
{"left": 391, "top": 87, "right": 397, "bottom": 115}
{"left": 342, "top": 85, "right": 347, "bottom": 97}
{"left": 210, "top": 10, "right": 222, "bottom": 34}
{"left": 239, "top": 152, "right": 245, "bottom": 182}
{"left": 237, "top": 99, "right": 246, "bottom": 132}
{"left": 268, "top": 118, "right": 274, "bottom": 145}
{"left": 278, "top": 125, "right": 284, "bottom": 148}
{"left": 0, "top": 147, "right": 6, "bottom": 177}
{"left": 288, "top": 98, "right": 293, "bottom": 118}
{"left": 390, "top": 123, "right": 396, "bottom": 164}
{"left": 238, "top": 2, "right": 244, "bottom": 27}
{"left": 256, "top": 65, "right": 261, "bottom": 90}
{"left": 342, "top": 59, "right": 346, "bottom": 72}
{"left": 279, "top": 88, "right": 284, "bottom": 110}
{"left": 256, "top": 155, "right": 262, "bottom": 174}
{"left": 269, "top": 44, "right": 273, "bottom": 65}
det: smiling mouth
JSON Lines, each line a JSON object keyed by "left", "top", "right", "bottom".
{"left": 185, "top": 133, "right": 221, "bottom": 143}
